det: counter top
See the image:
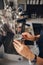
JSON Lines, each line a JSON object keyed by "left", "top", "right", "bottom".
{"left": 0, "top": 58, "right": 29, "bottom": 65}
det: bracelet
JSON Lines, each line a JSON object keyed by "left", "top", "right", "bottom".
{"left": 31, "top": 54, "right": 37, "bottom": 63}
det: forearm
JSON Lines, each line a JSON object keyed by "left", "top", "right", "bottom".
{"left": 26, "top": 35, "right": 40, "bottom": 41}
{"left": 36, "top": 57, "right": 43, "bottom": 65}
{"left": 30, "top": 35, "right": 40, "bottom": 41}
{"left": 27, "top": 53, "right": 43, "bottom": 65}
{"left": 22, "top": 32, "right": 40, "bottom": 41}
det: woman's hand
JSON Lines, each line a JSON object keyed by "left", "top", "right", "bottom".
{"left": 13, "top": 40, "right": 35, "bottom": 61}
{"left": 22, "top": 32, "right": 40, "bottom": 41}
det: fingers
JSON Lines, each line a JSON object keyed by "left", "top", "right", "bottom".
{"left": 22, "top": 32, "right": 27, "bottom": 39}
{"left": 13, "top": 42, "right": 19, "bottom": 50}
{"left": 22, "top": 34, "right": 27, "bottom": 38}
{"left": 22, "top": 32, "right": 27, "bottom": 36}
{"left": 13, "top": 40, "right": 20, "bottom": 52}
{"left": 13, "top": 40, "right": 24, "bottom": 52}
{"left": 36, "top": 35, "right": 40, "bottom": 38}
{"left": 14, "top": 43, "right": 20, "bottom": 54}
{"left": 13, "top": 40, "right": 22, "bottom": 46}
{"left": 22, "top": 32, "right": 28, "bottom": 37}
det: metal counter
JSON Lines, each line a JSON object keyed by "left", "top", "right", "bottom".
{"left": 0, "top": 58, "right": 29, "bottom": 65}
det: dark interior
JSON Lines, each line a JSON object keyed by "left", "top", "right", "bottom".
{"left": 26, "top": 5, "right": 43, "bottom": 18}
{"left": 32, "top": 23, "right": 43, "bottom": 58}
{"left": 0, "top": 0, "right": 4, "bottom": 9}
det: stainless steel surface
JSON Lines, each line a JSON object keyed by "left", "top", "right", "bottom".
{"left": 3, "top": 53, "right": 23, "bottom": 61}
{"left": 0, "top": 58, "right": 29, "bottom": 65}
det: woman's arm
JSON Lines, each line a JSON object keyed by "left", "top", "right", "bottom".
{"left": 36, "top": 57, "right": 43, "bottom": 65}
{"left": 13, "top": 40, "right": 43, "bottom": 65}
{"left": 22, "top": 32, "right": 40, "bottom": 41}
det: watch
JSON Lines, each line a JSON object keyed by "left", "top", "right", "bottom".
{"left": 31, "top": 54, "right": 37, "bottom": 63}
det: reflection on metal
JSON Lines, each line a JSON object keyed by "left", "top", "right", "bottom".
{"left": 26, "top": 0, "right": 43, "bottom": 5}
{"left": 35, "top": 0, "right": 39, "bottom": 4}
{"left": 30, "top": 0, "right": 32, "bottom": 4}
{"left": 40, "top": 0, "right": 43, "bottom": 4}
{"left": 32, "top": 0, "right": 34, "bottom": 4}
{"left": 27, "top": 0, "right": 29, "bottom": 4}
{"left": 38, "top": 0, "right": 41, "bottom": 4}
